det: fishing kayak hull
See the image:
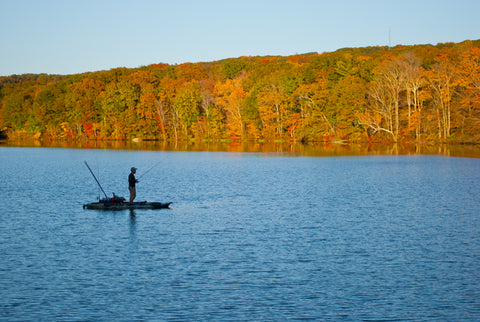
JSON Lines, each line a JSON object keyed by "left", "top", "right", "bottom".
{"left": 83, "top": 201, "right": 172, "bottom": 210}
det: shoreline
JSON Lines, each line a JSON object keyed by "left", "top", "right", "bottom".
{"left": 2, "top": 137, "right": 480, "bottom": 158}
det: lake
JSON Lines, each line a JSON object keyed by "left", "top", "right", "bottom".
{"left": 1, "top": 146, "right": 479, "bottom": 321}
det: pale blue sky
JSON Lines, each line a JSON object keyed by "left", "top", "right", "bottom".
{"left": 1, "top": 0, "right": 479, "bottom": 76}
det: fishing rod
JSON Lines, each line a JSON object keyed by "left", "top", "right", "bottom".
{"left": 84, "top": 161, "right": 109, "bottom": 199}
{"left": 137, "top": 161, "right": 161, "bottom": 180}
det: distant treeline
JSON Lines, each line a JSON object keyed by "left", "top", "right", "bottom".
{"left": 1, "top": 40, "right": 479, "bottom": 143}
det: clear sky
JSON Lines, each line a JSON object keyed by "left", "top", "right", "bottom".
{"left": 1, "top": 0, "right": 479, "bottom": 76}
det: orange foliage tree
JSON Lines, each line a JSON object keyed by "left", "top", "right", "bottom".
{"left": 1, "top": 40, "right": 480, "bottom": 144}
{"left": 214, "top": 73, "right": 247, "bottom": 139}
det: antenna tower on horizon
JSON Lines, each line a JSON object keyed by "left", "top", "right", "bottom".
{"left": 388, "top": 27, "right": 391, "bottom": 47}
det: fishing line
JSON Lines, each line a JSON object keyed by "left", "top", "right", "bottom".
{"left": 138, "top": 161, "right": 161, "bottom": 180}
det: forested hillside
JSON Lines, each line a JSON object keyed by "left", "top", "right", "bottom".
{"left": 1, "top": 40, "right": 479, "bottom": 143}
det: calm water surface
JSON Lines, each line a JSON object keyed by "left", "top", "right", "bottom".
{"left": 1, "top": 147, "right": 479, "bottom": 321}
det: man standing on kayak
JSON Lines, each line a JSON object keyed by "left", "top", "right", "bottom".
{"left": 128, "top": 167, "right": 138, "bottom": 203}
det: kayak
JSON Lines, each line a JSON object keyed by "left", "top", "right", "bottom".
{"left": 83, "top": 162, "right": 170, "bottom": 211}
{"left": 83, "top": 201, "right": 172, "bottom": 210}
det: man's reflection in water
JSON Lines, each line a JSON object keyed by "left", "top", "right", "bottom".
{"left": 129, "top": 209, "right": 136, "bottom": 239}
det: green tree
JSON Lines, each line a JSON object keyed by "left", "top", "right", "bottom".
{"left": 173, "top": 82, "right": 201, "bottom": 138}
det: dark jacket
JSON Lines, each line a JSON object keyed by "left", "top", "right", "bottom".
{"left": 129, "top": 173, "right": 136, "bottom": 188}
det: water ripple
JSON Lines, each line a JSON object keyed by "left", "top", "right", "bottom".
{"left": 0, "top": 150, "right": 479, "bottom": 321}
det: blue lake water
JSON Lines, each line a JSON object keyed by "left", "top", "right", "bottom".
{"left": 1, "top": 147, "right": 480, "bottom": 321}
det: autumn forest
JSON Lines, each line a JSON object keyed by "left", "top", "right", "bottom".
{"left": 1, "top": 40, "right": 479, "bottom": 144}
